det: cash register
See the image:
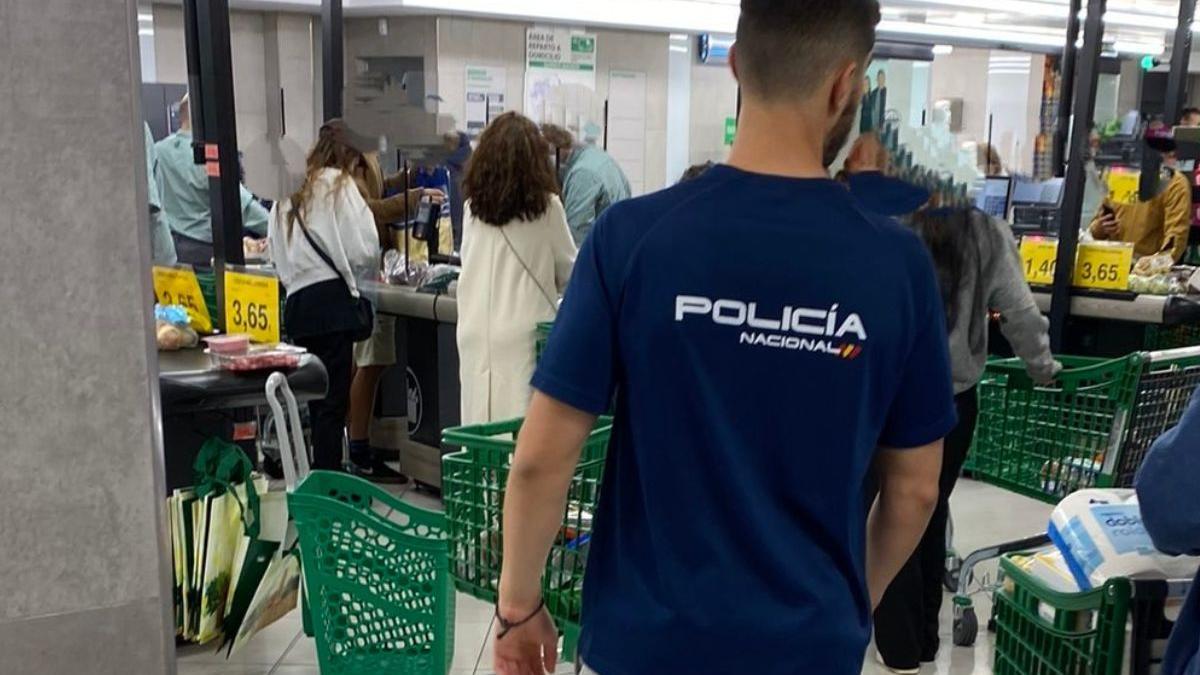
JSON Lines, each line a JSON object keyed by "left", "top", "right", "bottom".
{"left": 1010, "top": 177, "right": 1065, "bottom": 234}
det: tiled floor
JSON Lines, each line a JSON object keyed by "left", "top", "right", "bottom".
{"left": 177, "top": 478, "right": 1054, "bottom": 675}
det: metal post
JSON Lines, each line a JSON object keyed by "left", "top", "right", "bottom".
{"left": 1049, "top": 0, "right": 1107, "bottom": 352}
{"left": 1053, "top": 0, "right": 1083, "bottom": 177}
{"left": 1165, "top": 0, "right": 1196, "bottom": 125}
{"left": 322, "top": 0, "right": 343, "bottom": 119}
{"left": 184, "top": 0, "right": 246, "bottom": 333}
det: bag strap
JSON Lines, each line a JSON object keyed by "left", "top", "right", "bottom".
{"left": 499, "top": 227, "right": 558, "bottom": 315}
{"left": 295, "top": 210, "right": 352, "bottom": 290}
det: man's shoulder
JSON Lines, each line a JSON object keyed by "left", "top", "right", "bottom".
{"left": 596, "top": 173, "right": 729, "bottom": 236}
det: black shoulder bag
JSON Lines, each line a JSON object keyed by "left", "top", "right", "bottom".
{"left": 296, "top": 213, "right": 376, "bottom": 342}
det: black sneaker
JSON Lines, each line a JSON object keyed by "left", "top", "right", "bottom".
{"left": 346, "top": 457, "right": 410, "bottom": 485}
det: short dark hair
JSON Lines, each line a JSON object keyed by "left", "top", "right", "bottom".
{"left": 463, "top": 112, "right": 560, "bottom": 226}
{"left": 736, "top": 0, "right": 880, "bottom": 101}
{"left": 1181, "top": 107, "right": 1200, "bottom": 123}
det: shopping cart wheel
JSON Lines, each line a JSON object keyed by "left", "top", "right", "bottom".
{"left": 953, "top": 607, "right": 978, "bottom": 647}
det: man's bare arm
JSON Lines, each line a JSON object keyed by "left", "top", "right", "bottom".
{"left": 866, "top": 441, "right": 943, "bottom": 608}
{"left": 494, "top": 392, "right": 597, "bottom": 675}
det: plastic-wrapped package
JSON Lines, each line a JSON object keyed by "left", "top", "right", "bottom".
{"left": 1048, "top": 488, "right": 1200, "bottom": 590}
{"left": 155, "top": 304, "right": 199, "bottom": 351}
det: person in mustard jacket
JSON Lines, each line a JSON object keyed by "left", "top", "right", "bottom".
{"left": 1091, "top": 137, "right": 1193, "bottom": 261}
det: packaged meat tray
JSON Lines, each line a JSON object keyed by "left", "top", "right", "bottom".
{"left": 206, "top": 345, "right": 306, "bottom": 372}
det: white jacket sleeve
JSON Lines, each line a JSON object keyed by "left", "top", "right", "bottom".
{"left": 335, "top": 180, "right": 382, "bottom": 287}
{"left": 547, "top": 196, "right": 578, "bottom": 295}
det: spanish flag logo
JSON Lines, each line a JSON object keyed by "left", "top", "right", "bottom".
{"left": 839, "top": 344, "right": 863, "bottom": 360}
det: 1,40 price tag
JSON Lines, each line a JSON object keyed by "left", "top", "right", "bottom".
{"left": 152, "top": 265, "right": 213, "bottom": 333}
{"left": 224, "top": 268, "right": 281, "bottom": 344}
{"left": 1073, "top": 242, "right": 1134, "bottom": 291}
{"left": 1020, "top": 238, "right": 1059, "bottom": 286}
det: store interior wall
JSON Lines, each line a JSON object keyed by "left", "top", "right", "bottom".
{"left": 435, "top": 18, "right": 672, "bottom": 194}
{"left": 150, "top": 5, "right": 319, "bottom": 200}
{"left": 344, "top": 15, "right": 445, "bottom": 158}
{"left": 0, "top": 0, "right": 176, "bottom": 672}
{"left": 689, "top": 57, "right": 738, "bottom": 167}
{"left": 665, "top": 34, "right": 693, "bottom": 185}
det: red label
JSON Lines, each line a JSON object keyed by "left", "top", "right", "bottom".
{"left": 205, "top": 161, "right": 220, "bottom": 177}
{"left": 204, "top": 144, "right": 219, "bottom": 161}
{"left": 232, "top": 421, "right": 257, "bottom": 441}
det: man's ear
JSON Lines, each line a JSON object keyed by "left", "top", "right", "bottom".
{"left": 729, "top": 43, "right": 740, "bottom": 84}
{"left": 829, "top": 60, "right": 861, "bottom": 117}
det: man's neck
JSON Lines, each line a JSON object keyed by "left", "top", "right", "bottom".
{"left": 726, "top": 101, "right": 830, "bottom": 179}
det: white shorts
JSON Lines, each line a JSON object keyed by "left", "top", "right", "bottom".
{"left": 353, "top": 314, "right": 397, "bottom": 367}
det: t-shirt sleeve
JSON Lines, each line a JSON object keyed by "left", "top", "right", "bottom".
{"left": 878, "top": 245, "right": 958, "bottom": 448}
{"left": 531, "top": 216, "right": 618, "bottom": 416}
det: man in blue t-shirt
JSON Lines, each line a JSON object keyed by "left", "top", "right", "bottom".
{"left": 493, "top": 2, "right": 956, "bottom": 673}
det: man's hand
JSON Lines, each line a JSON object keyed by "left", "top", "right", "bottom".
{"left": 1093, "top": 212, "right": 1121, "bottom": 240}
{"left": 494, "top": 605, "right": 558, "bottom": 675}
{"left": 422, "top": 188, "right": 446, "bottom": 205}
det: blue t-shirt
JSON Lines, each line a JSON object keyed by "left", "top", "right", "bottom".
{"left": 533, "top": 164, "right": 957, "bottom": 675}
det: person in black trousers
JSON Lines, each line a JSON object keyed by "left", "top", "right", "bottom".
{"left": 268, "top": 121, "right": 381, "bottom": 471}
{"left": 870, "top": 204, "right": 1060, "bottom": 673}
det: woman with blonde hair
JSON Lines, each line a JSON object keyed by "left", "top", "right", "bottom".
{"left": 269, "top": 120, "right": 380, "bottom": 471}
{"left": 457, "top": 112, "right": 577, "bottom": 424}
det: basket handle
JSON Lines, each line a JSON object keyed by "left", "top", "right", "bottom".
{"left": 267, "top": 372, "right": 310, "bottom": 492}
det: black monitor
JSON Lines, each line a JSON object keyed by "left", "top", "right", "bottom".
{"left": 975, "top": 176, "right": 1013, "bottom": 219}
{"left": 1011, "top": 177, "right": 1065, "bottom": 208}
{"left": 1010, "top": 177, "right": 1065, "bottom": 234}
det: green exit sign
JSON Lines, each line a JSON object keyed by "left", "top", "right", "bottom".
{"left": 724, "top": 117, "right": 737, "bottom": 146}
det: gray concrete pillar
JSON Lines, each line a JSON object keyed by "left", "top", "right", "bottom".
{"left": 0, "top": 0, "right": 177, "bottom": 672}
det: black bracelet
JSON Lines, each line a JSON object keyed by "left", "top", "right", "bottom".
{"left": 495, "top": 599, "right": 546, "bottom": 640}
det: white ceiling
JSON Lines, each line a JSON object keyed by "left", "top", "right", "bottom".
{"left": 198, "top": 0, "right": 1187, "bottom": 56}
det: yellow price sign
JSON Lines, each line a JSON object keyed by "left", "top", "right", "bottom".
{"left": 224, "top": 268, "right": 281, "bottom": 344}
{"left": 1106, "top": 169, "right": 1141, "bottom": 206}
{"left": 152, "top": 265, "right": 213, "bottom": 333}
{"left": 1073, "top": 242, "right": 1134, "bottom": 290}
{"left": 1020, "top": 237, "right": 1059, "bottom": 286}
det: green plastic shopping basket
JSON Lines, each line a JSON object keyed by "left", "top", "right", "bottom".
{"left": 535, "top": 321, "right": 555, "bottom": 362}
{"left": 965, "top": 355, "right": 1143, "bottom": 503}
{"left": 993, "top": 555, "right": 1131, "bottom": 675}
{"left": 196, "top": 269, "right": 220, "bottom": 325}
{"left": 289, "top": 471, "right": 455, "bottom": 675}
{"left": 441, "top": 417, "right": 612, "bottom": 645}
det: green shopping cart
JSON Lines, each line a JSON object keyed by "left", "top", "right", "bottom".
{"left": 951, "top": 347, "right": 1200, "bottom": 647}
{"left": 441, "top": 416, "right": 612, "bottom": 661}
{"left": 993, "top": 554, "right": 1191, "bottom": 675}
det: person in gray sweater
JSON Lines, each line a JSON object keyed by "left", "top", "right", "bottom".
{"left": 872, "top": 206, "right": 1060, "bottom": 672}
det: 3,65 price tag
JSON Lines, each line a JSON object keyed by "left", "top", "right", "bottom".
{"left": 1020, "top": 237, "right": 1059, "bottom": 286}
{"left": 1073, "top": 243, "right": 1134, "bottom": 291}
{"left": 152, "top": 265, "right": 213, "bottom": 333}
{"left": 224, "top": 268, "right": 281, "bottom": 344}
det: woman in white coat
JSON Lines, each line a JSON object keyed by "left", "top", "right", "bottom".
{"left": 457, "top": 112, "right": 577, "bottom": 424}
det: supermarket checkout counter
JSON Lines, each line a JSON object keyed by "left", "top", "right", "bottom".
{"left": 363, "top": 281, "right": 460, "bottom": 490}
{"left": 158, "top": 348, "right": 327, "bottom": 491}
{"left": 1026, "top": 288, "right": 1200, "bottom": 356}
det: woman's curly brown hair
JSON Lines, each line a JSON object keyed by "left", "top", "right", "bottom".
{"left": 463, "top": 112, "right": 559, "bottom": 226}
